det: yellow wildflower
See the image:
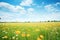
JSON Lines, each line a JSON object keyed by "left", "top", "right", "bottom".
{"left": 27, "top": 34, "right": 30, "bottom": 37}
{"left": 37, "top": 37, "right": 41, "bottom": 40}
{"left": 15, "top": 30, "right": 21, "bottom": 34}
{"left": 40, "top": 35, "right": 44, "bottom": 39}
{"left": 21, "top": 33, "right": 26, "bottom": 37}
{"left": 3, "top": 36, "right": 8, "bottom": 39}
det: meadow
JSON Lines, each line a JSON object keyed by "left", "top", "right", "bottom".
{"left": 0, "top": 22, "right": 60, "bottom": 40}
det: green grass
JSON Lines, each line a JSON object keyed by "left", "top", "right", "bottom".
{"left": 0, "top": 22, "right": 60, "bottom": 40}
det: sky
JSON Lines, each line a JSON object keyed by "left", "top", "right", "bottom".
{"left": 0, "top": 0, "right": 60, "bottom": 22}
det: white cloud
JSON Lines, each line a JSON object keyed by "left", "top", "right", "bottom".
{"left": 20, "top": 0, "right": 33, "bottom": 6}
{"left": 0, "top": 2, "right": 15, "bottom": 12}
{"left": 0, "top": 2, "right": 26, "bottom": 14}
{"left": 44, "top": 4, "right": 60, "bottom": 13}
{"left": 44, "top": 4, "right": 55, "bottom": 12}
{"left": 15, "top": 6, "right": 26, "bottom": 14}
{"left": 27, "top": 8, "right": 34, "bottom": 12}
{"left": 0, "top": 2, "right": 36, "bottom": 22}
{"left": 0, "top": 11, "right": 27, "bottom": 22}
{"left": 43, "top": 3, "right": 60, "bottom": 21}
{"left": 0, "top": 11, "right": 36, "bottom": 22}
{"left": 0, "top": 11, "right": 14, "bottom": 22}
{"left": 0, "top": 10, "right": 60, "bottom": 22}
{"left": 0, "top": 2, "right": 35, "bottom": 14}
{"left": 44, "top": 2, "right": 60, "bottom": 13}
{"left": 55, "top": 2, "right": 60, "bottom": 6}
{"left": 0, "top": 2, "right": 60, "bottom": 22}
{"left": 27, "top": 8, "right": 34, "bottom": 16}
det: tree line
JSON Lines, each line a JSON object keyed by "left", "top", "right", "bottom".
{"left": 0, "top": 18, "right": 60, "bottom": 22}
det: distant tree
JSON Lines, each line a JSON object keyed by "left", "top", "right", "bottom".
{"left": 48, "top": 20, "right": 50, "bottom": 22}
{"left": 28, "top": 21, "right": 30, "bottom": 23}
{"left": 0, "top": 18, "right": 1, "bottom": 22}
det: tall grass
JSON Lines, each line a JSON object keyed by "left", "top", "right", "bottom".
{"left": 0, "top": 22, "right": 60, "bottom": 40}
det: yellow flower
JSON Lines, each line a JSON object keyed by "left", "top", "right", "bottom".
{"left": 21, "top": 33, "right": 26, "bottom": 37}
{"left": 15, "top": 30, "right": 21, "bottom": 34}
{"left": 40, "top": 35, "right": 44, "bottom": 39}
{"left": 27, "top": 34, "right": 30, "bottom": 37}
{"left": 35, "top": 29, "right": 40, "bottom": 32}
{"left": 3, "top": 36, "right": 8, "bottom": 39}
{"left": 37, "top": 37, "right": 41, "bottom": 40}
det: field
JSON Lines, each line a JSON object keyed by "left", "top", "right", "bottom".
{"left": 0, "top": 22, "right": 60, "bottom": 40}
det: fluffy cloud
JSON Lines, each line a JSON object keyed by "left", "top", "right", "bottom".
{"left": 27, "top": 8, "right": 34, "bottom": 12}
{"left": 0, "top": 2, "right": 35, "bottom": 14}
{"left": 0, "top": 11, "right": 27, "bottom": 22}
{"left": 15, "top": 6, "right": 26, "bottom": 14}
{"left": 44, "top": 4, "right": 55, "bottom": 12}
{"left": 0, "top": 2, "right": 26, "bottom": 14}
{"left": 0, "top": 1, "right": 60, "bottom": 22}
{"left": 0, "top": 11, "right": 35, "bottom": 22}
{"left": 55, "top": 2, "right": 60, "bottom": 6}
{"left": 0, "top": 11, "right": 14, "bottom": 22}
{"left": 0, "top": 2, "right": 16, "bottom": 12}
{"left": 27, "top": 8, "right": 34, "bottom": 16}
{"left": 20, "top": 0, "right": 33, "bottom": 6}
{"left": 0, "top": 2, "right": 35, "bottom": 22}
{"left": 44, "top": 2, "right": 60, "bottom": 21}
{"left": 44, "top": 2, "right": 60, "bottom": 13}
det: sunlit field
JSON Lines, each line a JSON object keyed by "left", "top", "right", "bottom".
{"left": 0, "top": 22, "right": 60, "bottom": 40}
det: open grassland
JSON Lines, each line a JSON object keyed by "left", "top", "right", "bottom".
{"left": 0, "top": 22, "right": 60, "bottom": 40}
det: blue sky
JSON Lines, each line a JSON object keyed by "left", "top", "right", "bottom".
{"left": 0, "top": 0, "right": 60, "bottom": 22}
